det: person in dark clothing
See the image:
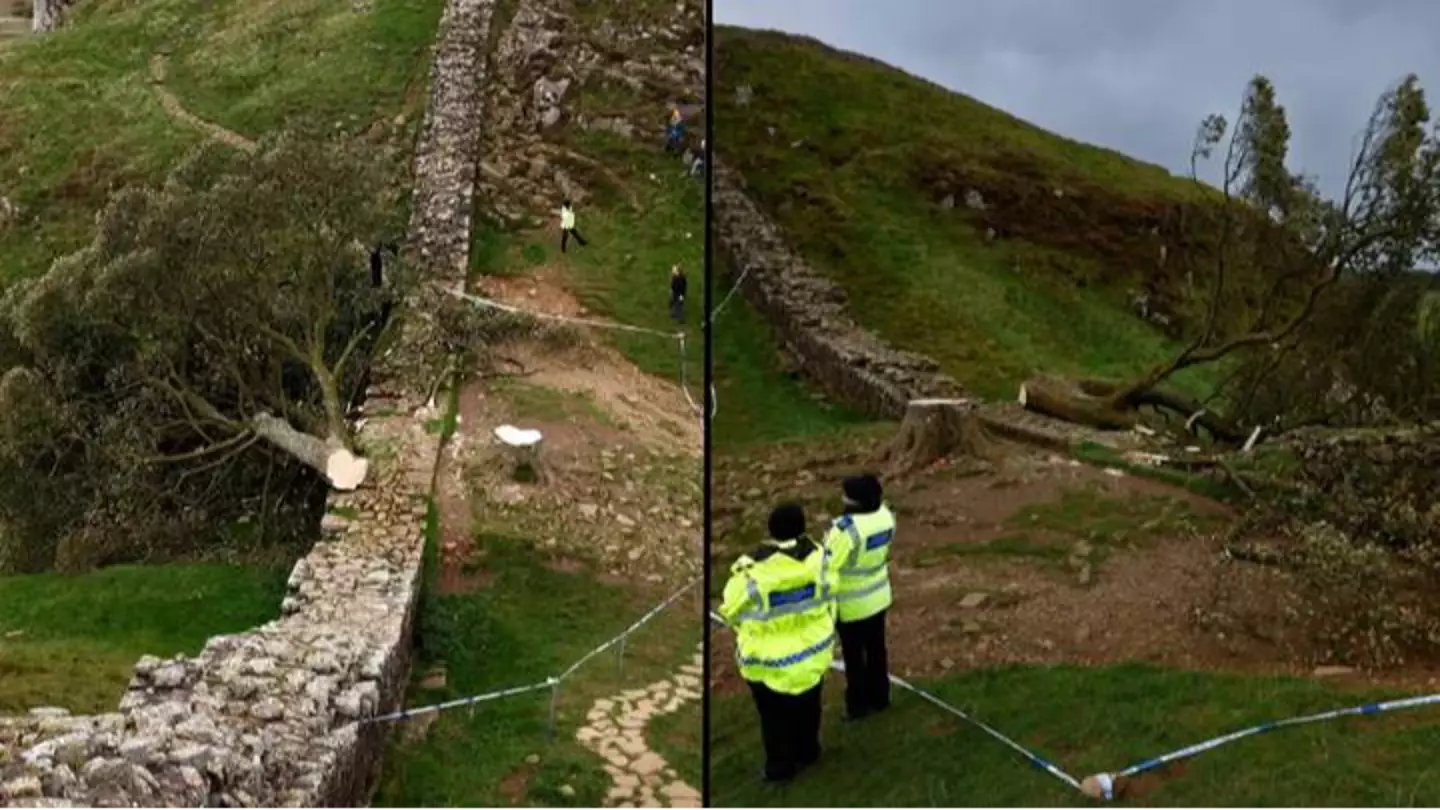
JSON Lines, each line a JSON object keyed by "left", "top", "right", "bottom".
{"left": 822, "top": 473, "right": 896, "bottom": 721}
{"left": 669, "top": 265, "right": 687, "bottom": 324}
{"left": 718, "top": 503, "right": 830, "bottom": 783}
{"left": 559, "top": 200, "right": 587, "bottom": 253}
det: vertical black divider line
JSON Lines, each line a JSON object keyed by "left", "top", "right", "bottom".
{"left": 700, "top": 0, "right": 715, "bottom": 803}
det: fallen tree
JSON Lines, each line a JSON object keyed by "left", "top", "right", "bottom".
{"left": 1022, "top": 75, "right": 1440, "bottom": 443}
{"left": 0, "top": 133, "right": 405, "bottom": 571}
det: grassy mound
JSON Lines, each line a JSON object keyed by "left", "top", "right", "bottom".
{"left": 712, "top": 26, "right": 1241, "bottom": 404}
{"left": 0, "top": 0, "right": 440, "bottom": 285}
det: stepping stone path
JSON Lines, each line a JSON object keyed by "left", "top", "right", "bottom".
{"left": 576, "top": 644, "right": 703, "bottom": 808}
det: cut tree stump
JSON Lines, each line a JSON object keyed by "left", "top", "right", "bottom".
{"left": 875, "top": 399, "right": 996, "bottom": 476}
{"left": 494, "top": 424, "right": 546, "bottom": 484}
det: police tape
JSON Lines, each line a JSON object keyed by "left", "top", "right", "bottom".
{"left": 445, "top": 288, "right": 684, "bottom": 339}
{"left": 1097, "top": 691, "right": 1440, "bottom": 794}
{"left": 709, "top": 609, "right": 1440, "bottom": 800}
{"left": 358, "top": 577, "right": 699, "bottom": 728}
{"left": 706, "top": 263, "right": 751, "bottom": 324}
{"left": 677, "top": 332, "right": 716, "bottom": 420}
{"left": 705, "top": 610, "right": 1085, "bottom": 793}
{"left": 442, "top": 286, "right": 709, "bottom": 420}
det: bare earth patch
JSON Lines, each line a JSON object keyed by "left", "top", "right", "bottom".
{"left": 711, "top": 438, "right": 1440, "bottom": 694}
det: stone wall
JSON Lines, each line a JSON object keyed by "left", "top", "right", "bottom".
{"left": 712, "top": 160, "right": 964, "bottom": 420}
{"left": 0, "top": 0, "right": 494, "bottom": 805}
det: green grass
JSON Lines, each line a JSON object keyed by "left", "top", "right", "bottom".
{"left": 713, "top": 26, "right": 1229, "bottom": 403}
{"left": 494, "top": 379, "right": 618, "bottom": 429}
{"left": 649, "top": 696, "right": 701, "bottom": 790}
{"left": 922, "top": 486, "right": 1225, "bottom": 569}
{"left": 710, "top": 664, "right": 1440, "bottom": 807}
{"left": 0, "top": 0, "right": 439, "bottom": 285}
{"left": 161, "top": 0, "right": 441, "bottom": 138}
{"left": 710, "top": 257, "right": 874, "bottom": 447}
{"left": 376, "top": 534, "right": 697, "bottom": 807}
{"left": 480, "top": 130, "right": 704, "bottom": 394}
{"left": 0, "top": 563, "right": 288, "bottom": 713}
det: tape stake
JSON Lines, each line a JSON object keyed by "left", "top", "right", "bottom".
{"left": 547, "top": 678, "right": 561, "bottom": 741}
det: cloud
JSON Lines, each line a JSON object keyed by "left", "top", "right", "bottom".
{"left": 715, "top": 0, "right": 1440, "bottom": 197}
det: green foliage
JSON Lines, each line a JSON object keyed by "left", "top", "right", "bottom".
{"left": 0, "top": 135, "right": 401, "bottom": 572}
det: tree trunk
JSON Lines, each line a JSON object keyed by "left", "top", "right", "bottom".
{"left": 1018, "top": 375, "right": 1248, "bottom": 444}
{"left": 251, "top": 412, "right": 368, "bottom": 491}
{"left": 1018, "top": 376, "right": 1137, "bottom": 431}
{"left": 875, "top": 399, "right": 996, "bottom": 476}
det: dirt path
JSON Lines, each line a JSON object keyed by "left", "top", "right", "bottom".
{"left": 148, "top": 53, "right": 257, "bottom": 153}
{"left": 576, "top": 643, "right": 703, "bottom": 808}
{"left": 436, "top": 262, "right": 702, "bottom": 805}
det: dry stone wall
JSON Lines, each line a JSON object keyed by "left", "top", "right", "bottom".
{"left": 712, "top": 160, "right": 964, "bottom": 420}
{"left": 0, "top": 0, "right": 494, "bottom": 805}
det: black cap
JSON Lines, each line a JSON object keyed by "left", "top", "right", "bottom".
{"left": 768, "top": 503, "right": 807, "bottom": 540}
{"left": 842, "top": 474, "right": 883, "bottom": 511}
{"left": 562, "top": 199, "right": 572, "bottom": 207}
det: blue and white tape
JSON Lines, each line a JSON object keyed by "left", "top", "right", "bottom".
{"left": 708, "top": 611, "right": 1083, "bottom": 793}
{"left": 360, "top": 578, "right": 697, "bottom": 727}
{"left": 1110, "top": 691, "right": 1440, "bottom": 781}
{"left": 710, "top": 609, "right": 1440, "bottom": 800}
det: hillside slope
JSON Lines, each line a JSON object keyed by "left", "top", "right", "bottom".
{"left": 713, "top": 25, "right": 1240, "bottom": 403}
{"left": 0, "top": 0, "right": 438, "bottom": 284}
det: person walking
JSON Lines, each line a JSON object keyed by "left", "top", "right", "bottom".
{"left": 820, "top": 474, "right": 896, "bottom": 721}
{"left": 718, "top": 503, "right": 836, "bottom": 782}
{"left": 665, "top": 106, "right": 686, "bottom": 153}
{"left": 669, "top": 265, "right": 687, "bottom": 324}
{"left": 559, "top": 199, "right": 587, "bottom": 253}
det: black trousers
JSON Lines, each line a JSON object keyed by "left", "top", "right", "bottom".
{"left": 837, "top": 609, "right": 890, "bottom": 719}
{"left": 669, "top": 295, "right": 685, "bottom": 323}
{"left": 747, "top": 679, "right": 823, "bottom": 781}
{"left": 561, "top": 227, "right": 587, "bottom": 252}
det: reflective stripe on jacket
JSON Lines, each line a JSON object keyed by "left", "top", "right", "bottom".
{"left": 823, "top": 505, "right": 895, "bottom": 622}
{"left": 718, "top": 540, "right": 834, "bottom": 694}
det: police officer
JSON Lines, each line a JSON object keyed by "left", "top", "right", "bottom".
{"left": 718, "top": 503, "right": 835, "bottom": 782}
{"left": 821, "top": 474, "right": 895, "bottom": 721}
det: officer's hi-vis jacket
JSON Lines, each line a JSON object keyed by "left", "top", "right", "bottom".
{"left": 718, "top": 537, "right": 835, "bottom": 695}
{"left": 821, "top": 503, "right": 896, "bottom": 623}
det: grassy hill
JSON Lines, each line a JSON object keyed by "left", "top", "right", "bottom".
{"left": 0, "top": 0, "right": 442, "bottom": 710}
{"left": 0, "top": 0, "right": 438, "bottom": 285}
{"left": 710, "top": 25, "right": 1249, "bottom": 418}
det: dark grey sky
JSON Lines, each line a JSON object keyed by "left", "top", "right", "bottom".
{"left": 715, "top": 0, "right": 1440, "bottom": 197}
